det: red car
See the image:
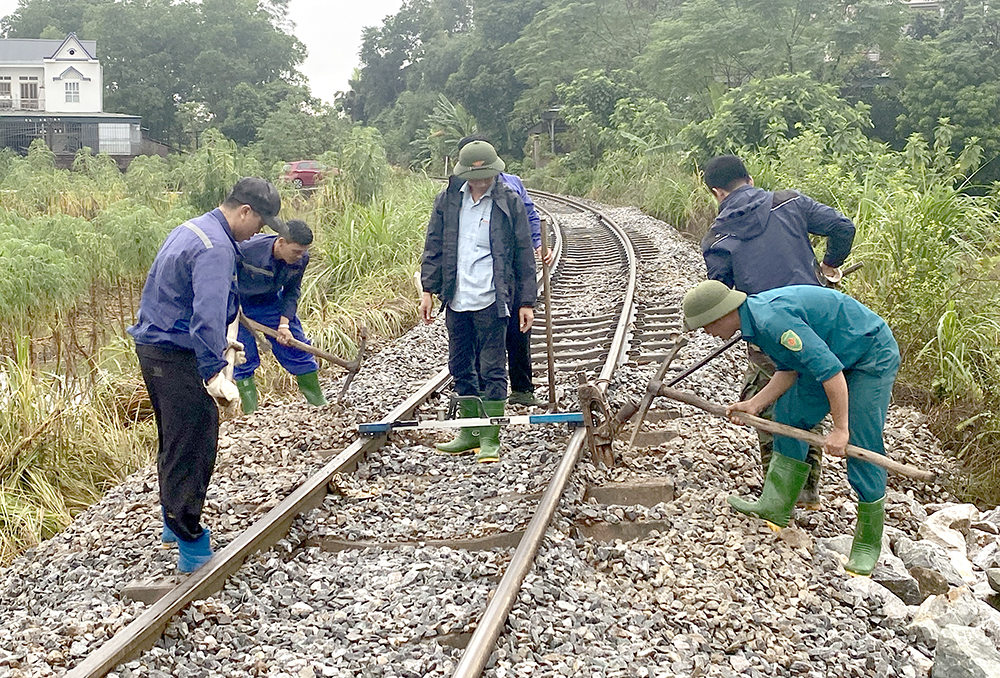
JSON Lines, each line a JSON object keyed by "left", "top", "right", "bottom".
{"left": 280, "top": 160, "right": 327, "bottom": 188}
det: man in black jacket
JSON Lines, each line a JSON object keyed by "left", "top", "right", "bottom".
{"left": 419, "top": 141, "right": 536, "bottom": 463}
{"left": 701, "top": 155, "right": 856, "bottom": 508}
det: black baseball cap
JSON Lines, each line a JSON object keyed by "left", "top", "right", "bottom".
{"left": 227, "top": 177, "right": 284, "bottom": 232}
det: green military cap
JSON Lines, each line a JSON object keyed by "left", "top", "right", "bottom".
{"left": 453, "top": 140, "right": 505, "bottom": 180}
{"left": 683, "top": 280, "right": 747, "bottom": 330}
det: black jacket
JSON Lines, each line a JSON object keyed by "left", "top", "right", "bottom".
{"left": 421, "top": 176, "right": 536, "bottom": 316}
{"left": 701, "top": 184, "right": 855, "bottom": 295}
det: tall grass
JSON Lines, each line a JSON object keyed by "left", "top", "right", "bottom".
{"left": 0, "top": 134, "right": 441, "bottom": 564}
{"left": 1, "top": 338, "right": 155, "bottom": 565}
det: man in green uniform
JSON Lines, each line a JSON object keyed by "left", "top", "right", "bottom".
{"left": 682, "top": 281, "right": 899, "bottom": 576}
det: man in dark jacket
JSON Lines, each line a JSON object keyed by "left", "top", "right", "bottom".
{"left": 234, "top": 219, "right": 326, "bottom": 413}
{"left": 457, "top": 135, "right": 549, "bottom": 406}
{"left": 419, "top": 141, "right": 536, "bottom": 463}
{"left": 701, "top": 155, "right": 856, "bottom": 509}
{"left": 129, "top": 177, "right": 282, "bottom": 573}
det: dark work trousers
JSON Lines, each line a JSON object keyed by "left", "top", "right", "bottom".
{"left": 506, "top": 312, "right": 533, "bottom": 393}
{"left": 446, "top": 303, "right": 508, "bottom": 401}
{"left": 136, "top": 344, "right": 218, "bottom": 542}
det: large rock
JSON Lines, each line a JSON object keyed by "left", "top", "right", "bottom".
{"left": 973, "top": 542, "right": 1000, "bottom": 572}
{"left": 989, "top": 569, "right": 1000, "bottom": 594}
{"left": 873, "top": 551, "right": 925, "bottom": 605}
{"left": 931, "top": 625, "right": 1000, "bottom": 678}
{"left": 911, "top": 567, "right": 951, "bottom": 599}
{"left": 843, "top": 576, "right": 912, "bottom": 626}
{"left": 919, "top": 504, "right": 978, "bottom": 553}
{"left": 909, "top": 587, "right": 982, "bottom": 645}
{"left": 896, "top": 537, "right": 967, "bottom": 587}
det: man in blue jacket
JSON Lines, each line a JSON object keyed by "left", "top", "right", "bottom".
{"left": 234, "top": 219, "right": 326, "bottom": 413}
{"left": 129, "top": 177, "right": 283, "bottom": 573}
{"left": 457, "top": 136, "right": 550, "bottom": 407}
{"left": 419, "top": 141, "right": 536, "bottom": 463}
{"left": 701, "top": 155, "right": 856, "bottom": 509}
{"left": 683, "top": 281, "right": 899, "bottom": 576}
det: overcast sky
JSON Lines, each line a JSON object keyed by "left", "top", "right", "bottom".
{"left": 0, "top": 0, "right": 404, "bottom": 104}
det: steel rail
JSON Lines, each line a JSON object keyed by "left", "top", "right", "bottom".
{"left": 68, "top": 193, "right": 567, "bottom": 678}
{"left": 453, "top": 190, "right": 638, "bottom": 678}
{"left": 66, "top": 368, "right": 453, "bottom": 678}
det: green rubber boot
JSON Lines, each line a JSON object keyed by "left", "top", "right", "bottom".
{"left": 845, "top": 496, "right": 885, "bottom": 576}
{"left": 296, "top": 371, "right": 328, "bottom": 406}
{"left": 236, "top": 377, "right": 258, "bottom": 414}
{"left": 728, "top": 451, "right": 810, "bottom": 528}
{"left": 435, "top": 400, "right": 481, "bottom": 455}
{"left": 476, "top": 400, "right": 505, "bottom": 463}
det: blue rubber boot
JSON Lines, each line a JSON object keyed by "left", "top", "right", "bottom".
{"left": 177, "top": 528, "right": 213, "bottom": 573}
{"left": 161, "top": 506, "right": 177, "bottom": 545}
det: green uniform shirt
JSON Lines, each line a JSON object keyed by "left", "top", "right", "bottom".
{"left": 738, "top": 285, "right": 893, "bottom": 384}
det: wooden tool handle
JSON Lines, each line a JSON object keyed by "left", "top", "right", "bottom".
{"left": 657, "top": 386, "right": 937, "bottom": 483}
{"left": 240, "top": 313, "right": 348, "bottom": 367}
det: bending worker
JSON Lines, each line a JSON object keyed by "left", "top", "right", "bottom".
{"left": 682, "top": 281, "right": 899, "bottom": 576}
{"left": 701, "top": 155, "right": 855, "bottom": 509}
{"left": 419, "top": 140, "right": 536, "bottom": 463}
{"left": 234, "top": 219, "right": 327, "bottom": 412}
{"left": 130, "top": 177, "right": 281, "bottom": 573}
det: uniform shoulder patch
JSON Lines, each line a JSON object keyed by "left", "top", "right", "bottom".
{"left": 780, "top": 330, "right": 803, "bottom": 352}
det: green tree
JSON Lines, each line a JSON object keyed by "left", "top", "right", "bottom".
{"left": 895, "top": 2, "right": 1000, "bottom": 179}
{"left": 507, "top": 0, "right": 667, "bottom": 119}
{"left": 253, "top": 98, "right": 350, "bottom": 169}
{"left": 680, "top": 73, "right": 873, "bottom": 163}
{"left": 3, "top": 0, "right": 306, "bottom": 145}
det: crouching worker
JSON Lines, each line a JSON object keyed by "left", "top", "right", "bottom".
{"left": 130, "top": 177, "right": 281, "bottom": 573}
{"left": 419, "top": 141, "right": 536, "bottom": 463}
{"left": 682, "top": 281, "right": 899, "bottom": 576}
{"left": 234, "top": 219, "right": 327, "bottom": 413}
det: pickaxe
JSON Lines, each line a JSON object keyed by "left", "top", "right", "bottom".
{"left": 239, "top": 312, "right": 367, "bottom": 401}
{"left": 657, "top": 385, "right": 937, "bottom": 482}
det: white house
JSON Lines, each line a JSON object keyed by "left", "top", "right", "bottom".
{"left": 0, "top": 33, "right": 143, "bottom": 159}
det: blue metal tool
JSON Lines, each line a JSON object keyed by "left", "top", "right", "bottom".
{"left": 359, "top": 412, "right": 584, "bottom": 436}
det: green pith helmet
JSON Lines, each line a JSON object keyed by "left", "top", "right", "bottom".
{"left": 682, "top": 280, "right": 747, "bottom": 330}
{"left": 453, "top": 141, "right": 505, "bottom": 180}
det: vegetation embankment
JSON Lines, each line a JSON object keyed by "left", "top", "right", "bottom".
{"left": 0, "top": 131, "right": 436, "bottom": 566}
{"left": 525, "top": 113, "right": 1000, "bottom": 507}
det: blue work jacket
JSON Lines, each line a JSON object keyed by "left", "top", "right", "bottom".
{"left": 128, "top": 209, "right": 240, "bottom": 381}
{"left": 739, "top": 285, "right": 897, "bottom": 385}
{"left": 703, "top": 185, "right": 855, "bottom": 295}
{"left": 238, "top": 234, "right": 308, "bottom": 319}
{"left": 499, "top": 173, "right": 542, "bottom": 249}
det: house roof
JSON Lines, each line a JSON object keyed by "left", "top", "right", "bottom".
{"left": 0, "top": 37, "right": 98, "bottom": 64}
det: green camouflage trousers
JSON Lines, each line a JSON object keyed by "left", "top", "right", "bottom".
{"left": 743, "top": 345, "right": 822, "bottom": 504}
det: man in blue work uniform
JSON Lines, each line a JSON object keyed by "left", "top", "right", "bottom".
{"left": 419, "top": 141, "right": 536, "bottom": 463}
{"left": 129, "top": 178, "right": 283, "bottom": 573}
{"left": 682, "top": 281, "right": 899, "bottom": 576}
{"left": 234, "top": 219, "right": 326, "bottom": 413}
{"left": 458, "top": 135, "right": 551, "bottom": 407}
{"left": 701, "top": 155, "right": 856, "bottom": 509}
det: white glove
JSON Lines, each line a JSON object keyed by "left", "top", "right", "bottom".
{"left": 205, "top": 371, "right": 239, "bottom": 405}
{"left": 227, "top": 339, "right": 247, "bottom": 367}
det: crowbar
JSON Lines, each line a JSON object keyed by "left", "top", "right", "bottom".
{"left": 625, "top": 336, "right": 687, "bottom": 450}
{"left": 239, "top": 312, "right": 367, "bottom": 400}
{"left": 657, "top": 386, "right": 937, "bottom": 482}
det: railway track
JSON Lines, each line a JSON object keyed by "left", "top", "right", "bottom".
{"left": 1, "top": 192, "right": 952, "bottom": 678}
{"left": 58, "top": 191, "right": 649, "bottom": 678}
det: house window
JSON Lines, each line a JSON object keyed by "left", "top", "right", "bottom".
{"left": 65, "top": 81, "right": 80, "bottom": 103}
{"left": 19, "top": 77, "right": 39, "bottom": 110}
